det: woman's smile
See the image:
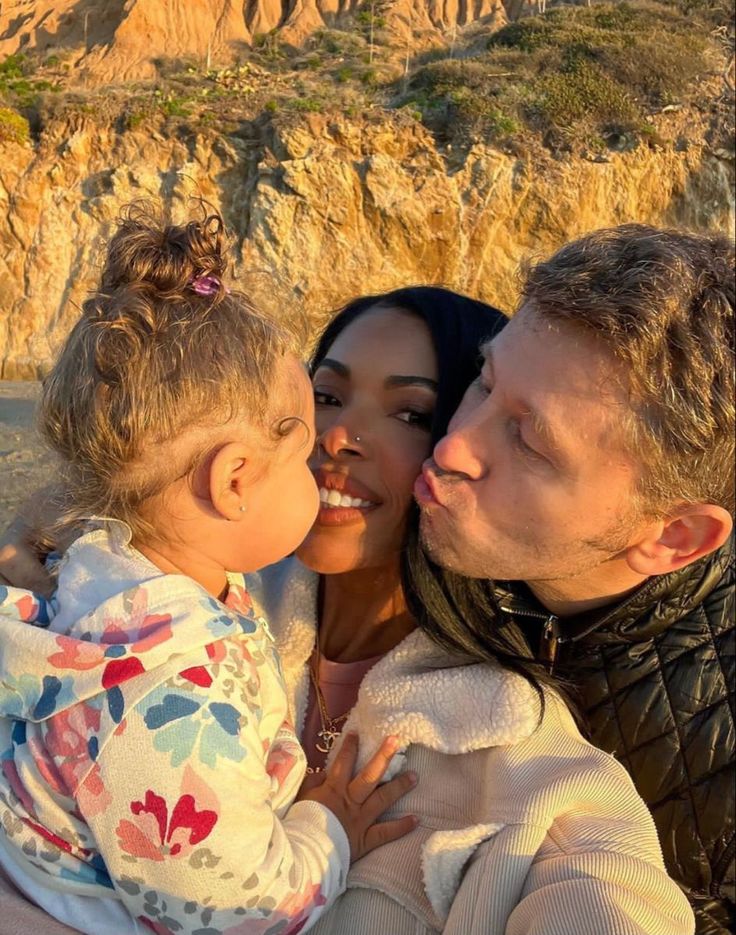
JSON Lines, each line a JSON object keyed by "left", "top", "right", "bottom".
{"left": 313, "top": 468, "right": 382, "bottom": 525}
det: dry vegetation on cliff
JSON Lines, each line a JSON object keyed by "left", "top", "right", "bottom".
{"left": 404, "top": 1, "right": 731, "bottom": 154}
{"left": 0, "top": 0, "right": 731, "bottom": 159}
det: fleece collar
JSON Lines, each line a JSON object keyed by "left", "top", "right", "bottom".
{"left": 248, "top": 558, "right": 542, "bottom": 774}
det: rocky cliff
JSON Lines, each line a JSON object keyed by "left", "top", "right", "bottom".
{"left": 1, "top": 107, "right": 732, "bottom": 379}
{"left": 0, "top": 0, "right": 507, "bottom": 84}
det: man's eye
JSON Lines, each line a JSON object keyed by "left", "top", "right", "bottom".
{"left": 508, "top": 420, "right": 543, "bottom": 461}
{"left": 473, "top": 377, "right": 492, "bottom": 398}
{"left": 313, "top": 390, "right": 341, "bottom": 406}
{"left": 395, "top": 409, "right": 432, "bottom": 430}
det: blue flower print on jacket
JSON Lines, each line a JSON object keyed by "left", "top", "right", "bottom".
{"left": 143, "top": 683, "right": 246, "bottom": 769}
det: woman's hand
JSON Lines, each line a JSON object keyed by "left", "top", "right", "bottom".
{"left": 0, "top": 516, "right": 53, "bottom": 596}
{"left": 299, "top": 733, "right": 417, "bottom": 862}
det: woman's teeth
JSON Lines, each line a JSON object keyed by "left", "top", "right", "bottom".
{"left": 319, "top": 488, "right": 374, "bottom": 509}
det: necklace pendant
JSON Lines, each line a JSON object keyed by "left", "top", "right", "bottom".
{"left": 316, "top": 728, "right": 340, "bottom": 755}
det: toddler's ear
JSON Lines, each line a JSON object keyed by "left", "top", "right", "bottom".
{"left": 208, "top": 442, "right": 254, "bottom": 521}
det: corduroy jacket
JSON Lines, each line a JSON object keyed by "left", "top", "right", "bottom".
{"left": 495, "top": 537, "right": 735, "bottom": 935}
{"left": 245, "top": 557, "right": 695, "bottom": 935}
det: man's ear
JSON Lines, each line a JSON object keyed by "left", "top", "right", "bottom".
{"left": 626, "top": 503, "right": 733, "bottom": 577}
{"left": 207, "top": 442, "right": 256, "bottom": 521}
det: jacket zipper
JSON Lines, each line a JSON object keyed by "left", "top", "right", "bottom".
{"left": 500, "top": 604, "right": 563, "bottom": 672}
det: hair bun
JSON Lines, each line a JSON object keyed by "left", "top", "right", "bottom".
{"left": 99, "top": 202, "right": 227, "bottom": 297}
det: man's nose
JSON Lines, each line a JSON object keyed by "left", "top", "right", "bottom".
{"left": 433, "top": 391, "right": 488, "bottom": 479}
{"left": 433, "top": 427, "right": 484, "bottom": 479}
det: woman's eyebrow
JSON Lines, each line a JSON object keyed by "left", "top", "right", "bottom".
{"left": 385, "top": 375, "right": 438, "bottom": 391}
{"left": 317, "top": 358, "right": 349, "bottom": 378}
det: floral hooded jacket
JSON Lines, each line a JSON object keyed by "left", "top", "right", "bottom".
{"left": 0, "top": 524, "right": 349, "bottom": 935}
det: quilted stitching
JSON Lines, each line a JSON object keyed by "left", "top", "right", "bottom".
{"left": 498, "top": 538, "right": 734, "bottom": 933}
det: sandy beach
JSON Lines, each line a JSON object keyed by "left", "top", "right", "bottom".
{"left": 0, "top": 382, "right": 53, "bottom": 532}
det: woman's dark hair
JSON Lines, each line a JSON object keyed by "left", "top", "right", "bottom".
{"left": 312, "top": 286, "right": 560, "bottom": 712}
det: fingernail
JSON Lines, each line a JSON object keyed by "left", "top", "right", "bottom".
{"left": 385, "top": 735, "right": 399, "bottom": 752}
{"left": 407, "top": 771, "right": 418, "bottom": 785}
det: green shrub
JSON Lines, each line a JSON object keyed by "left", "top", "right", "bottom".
{"left": 356, "top": 9, "right": 386, "bottom": 27}
{"left": 0, "top": 54, "right": 27, "bottom": 80}
{"left": 404, "top": 60, "right": 522, "bottom": 139}
{"left": 253, "top": 30, "right": 285, "bottom": 61}
{"left": 0, "top": 52, "right": 61, "bottom": 108}
{"left": 0, "top": 107, "right": 30, "bottom": 143}
{"left": 313, "top": 30, "right": 346, "bottom": 55}
{"left": 597, "top": 35, "right": 709, "bottom": 105}
{"left": 479, "top": 2, "right": 713, "bottom": 142}
{"left": 290, "top": 97, "right": 323, "bottom": 113}
{"left": 159, "top": 94, "right": 191, "bottom": 118}
{"left": 126, "top": 110, "right": 147, "bottom": 130}
{"left": 531, "top": 63, "right": 636, "bottom": 128}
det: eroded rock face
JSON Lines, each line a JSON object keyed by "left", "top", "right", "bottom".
{"left": 0, "top": 114, "right": 733, "bottom": 379}
{"left": 0, "top": 0, "right": 507, "bottom": 83}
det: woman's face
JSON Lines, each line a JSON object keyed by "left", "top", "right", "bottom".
{"left": 297, "top": 306, "right": 438, "bottom": 574}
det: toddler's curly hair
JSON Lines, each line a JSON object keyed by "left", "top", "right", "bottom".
{"left": 40, "top": 202, "right": 304, "bottom": 541}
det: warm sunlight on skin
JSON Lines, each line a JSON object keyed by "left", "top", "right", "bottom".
{"left": 297, "top": 307, "right": 438, "bottom": 576}
{"left": 416, "top": 305, "right": 654, "bottom": 612}
{"left": 135, "top": 354, "right": 319, "bottom": 598}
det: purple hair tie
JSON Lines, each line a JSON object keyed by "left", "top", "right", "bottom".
{"left": 190, "top": 274, "right": 226, "bottom": 296}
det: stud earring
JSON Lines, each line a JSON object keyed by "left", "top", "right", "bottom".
{"left": 239, "top": 505, "right": 246, "bottom": 512}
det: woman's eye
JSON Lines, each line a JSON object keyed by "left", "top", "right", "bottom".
{"left": 313, "top": 390, "right": 341, "bottom": 407}
{"left": 395, "top": 409, "right": 433, "bottom": 430}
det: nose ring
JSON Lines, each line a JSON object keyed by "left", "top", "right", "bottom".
{"left": 354, "top": 435, "right": 361, "bottom": 443}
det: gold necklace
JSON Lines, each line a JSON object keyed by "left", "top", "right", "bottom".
{"left": 305, "top": 650, "right": 350, "bottom": 774}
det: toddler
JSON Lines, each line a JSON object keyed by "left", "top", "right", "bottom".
{"left": 0, "top": 206, "right": 416, "bottom": 935}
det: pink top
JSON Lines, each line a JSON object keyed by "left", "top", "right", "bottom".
{"left": 300, "top": 651, "right": 384, "bottom": 790}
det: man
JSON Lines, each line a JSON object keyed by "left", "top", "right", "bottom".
{"left": 417, "top": 225, "right": 734, "bottom": 934}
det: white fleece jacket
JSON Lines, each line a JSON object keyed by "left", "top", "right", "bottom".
{"left": 247, "top": 556, "right": 695, "bottom": 935}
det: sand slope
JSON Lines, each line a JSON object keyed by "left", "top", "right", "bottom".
{"left": 0, "top": 382, "right": 52, "bottom": 531}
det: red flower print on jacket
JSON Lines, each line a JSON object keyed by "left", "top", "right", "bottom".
{"left": 223, "top": 584, "right": 253, "bottom": 616}
{"left": 42, "top": 703, "right": 112, "bottom": 817}
{"left": 266, "top": 737, "right": 299, "bottom": 790}
{"left": 116, "top": 789, "right": 218, "bottom": 861}
{"left": 47, "top": 586, "right": 173, "bottom": 675}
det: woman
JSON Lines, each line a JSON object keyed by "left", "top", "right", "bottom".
{"left": 0, "top": 287, "right": 694, "bottom": 934}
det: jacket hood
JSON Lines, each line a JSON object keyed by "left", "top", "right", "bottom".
{"left": 0, "top": 579, "right": 229, "bottom": 724}
{"left": 0, "top": 526, "right": 256, "bottom": 724}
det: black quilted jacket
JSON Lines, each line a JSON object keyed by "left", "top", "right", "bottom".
{"left": 495, "top": 537, "right": 735, "bottom": 934}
